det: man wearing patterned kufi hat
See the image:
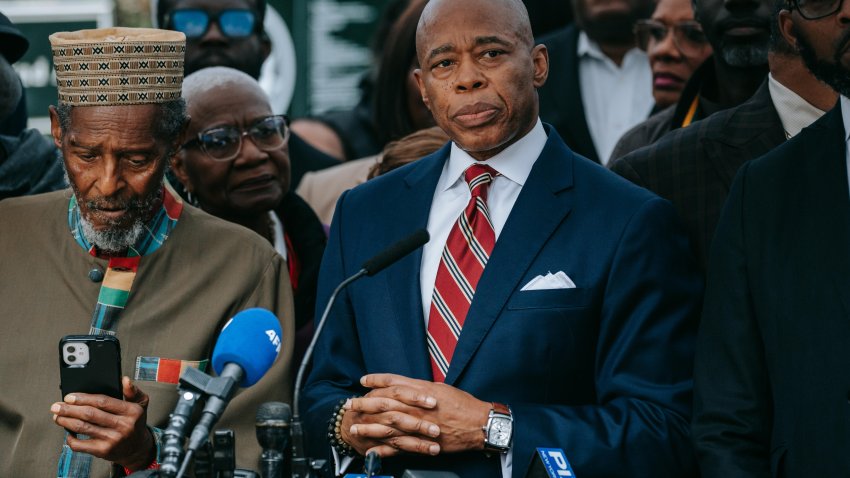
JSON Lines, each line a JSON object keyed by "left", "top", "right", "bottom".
{"left": 0, "top": 27, "right": 294, "bottom": 477}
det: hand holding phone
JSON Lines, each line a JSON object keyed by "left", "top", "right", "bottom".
{"left": 54, "top": 335, "right": 156, "bottom": 470}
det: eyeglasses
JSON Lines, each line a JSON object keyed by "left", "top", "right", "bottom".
{"left": 183, "top": 115, "right": 290, "bottom": 162}
{"left": 167, "top": 9, "right": 257, "bottom": 39}
{"left": 634, "top": 20, "right": 709, "bottom": 56}
{"left": 789, "top": 0, "right": 844, "bottom": 19}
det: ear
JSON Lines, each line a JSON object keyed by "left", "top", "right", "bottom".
{"left": 778, "top": 10, "right": 799, "bottom": 50}
{"left": 413, "top": 68, "right": 431, "bottom": 111}
{"left": 48, "top": 105, "right": 63, "bottom": 149}
{"left": 531, "top": 44, "right": 549, "bottom": 89}
{"left": 171, "top": 149, "right": 192, "bottom": 192}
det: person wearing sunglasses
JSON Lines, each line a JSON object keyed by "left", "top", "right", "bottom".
{"left": 635, "top": 0, "right": 713, "bottom": 110}
{"left": 173, "top": 66, "right": 326, "bottom": 366}
{"left": 691, "top": 0, "right": 850, "bottom": 475}
{"left": 609, "top": 0, "right": 776, "bottom": 162}
{"left": 157, "top": 0, "right": 267, "bottom": 78}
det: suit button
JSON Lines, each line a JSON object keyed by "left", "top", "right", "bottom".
{"left": 89, "top": 268, "right": 104, "bottom": 282}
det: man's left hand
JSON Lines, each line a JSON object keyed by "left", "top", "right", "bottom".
{"left": 51, "top": 376, "right": 155, "bottom": 471}
{"left": 359, "top": 373, "right": 491, "bottom": 457}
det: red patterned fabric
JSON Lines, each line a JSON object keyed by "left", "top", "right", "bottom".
{"left": 427, "top": 164, "right": 498, "bottom": 382}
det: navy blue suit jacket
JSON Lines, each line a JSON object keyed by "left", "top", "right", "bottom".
{"left": 302, "top": 127, "right": 702, "bottom": 477}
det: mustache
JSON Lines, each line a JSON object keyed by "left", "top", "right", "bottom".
{"left": 84, "top": 196, "right": 146, "bottom": 212}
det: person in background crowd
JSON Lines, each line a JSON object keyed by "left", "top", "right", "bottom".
{"left": 296, "top": 0, "right": 434, "bottom": 225}
{"left": 692, "top": 0, "right": 850, "bottom": 473}
{"left": 609, "top": 0, "right": 773, "bottom": 160}
{"left": 298, "top": 125, "right": 449, "bottom": 226}
{"left": 0, "top": 27, "right": 293, "bottom": 477}
{"left": 174, "top": 66, "right": 326, "bottom": 365}
{"left": 301, "top": 0, "right": 702, "bottom": 476}
{"left": 156, "top": 0, "right": 340, "bottom": 188}
{"left": 366, "top": 126, "right": 449, "bottom": 179}
{"left": 635, "top": 0, "right": 713, "bottom": 110}
{"left": 535, "top": 0, "right": 655, "bottom": 163}
{"left": 0, "top": 10, "right": 64, "bottom": 200}
{"left": 610, "top": 0, "right": 834, "bottom": 270}
{"left": 0, "top": 11, "right": 28, "bottom": 137}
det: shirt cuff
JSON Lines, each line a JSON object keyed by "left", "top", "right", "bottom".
{"left": 331, "top": 445, "right": 356, "bottom": 476}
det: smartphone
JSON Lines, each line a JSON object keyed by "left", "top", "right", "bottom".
{"left": 59, "top": 335, "right": 123, "bottom": 400}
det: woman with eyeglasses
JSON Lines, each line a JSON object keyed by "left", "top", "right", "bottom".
{"left": 174, "top": 66, "right": 326, "bottom": 364}
{"left": 635, "top": 0, "right": 713, "bottom": 110}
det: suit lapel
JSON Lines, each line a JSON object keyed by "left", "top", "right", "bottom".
{"left": 705, "top": 83, "right": 785, "bottom": 190}
{"left": 383, "top": 146, "right": 450, "bottom": 380}
{"left": 444, "top": 131, "right": 575, "bottom": 385}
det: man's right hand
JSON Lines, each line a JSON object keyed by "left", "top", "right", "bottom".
{"left": 341, "top": 388, "right": 442, "bottom": 457}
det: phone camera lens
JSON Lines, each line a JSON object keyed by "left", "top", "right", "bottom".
{"left": 68, "top": 355, "right": 76, "bottom": 362}
{"left": 67, "top": 346, "right": 76, "bottom": 353}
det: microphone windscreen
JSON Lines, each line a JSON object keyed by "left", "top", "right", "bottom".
{"left": 212, "top": 308, "right": 282, "bottom": 387}
{"left": 361, "top": 229, "right": 430, "bottom": 276}
{"left": 256, "top": 401, "right": 292, "bottom": 425}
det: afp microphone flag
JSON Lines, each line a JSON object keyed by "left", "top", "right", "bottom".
{"left": 212, "top": 307, "right": 282, "bottom": 386}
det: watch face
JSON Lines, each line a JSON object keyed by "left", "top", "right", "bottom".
{"left": 489, "top": 417, "right": 512, "bottom": 447}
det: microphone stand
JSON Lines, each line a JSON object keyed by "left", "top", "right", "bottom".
{"left": 291, "top": 229, "right": 430, "bottom": 478}
{"left": 291, "top": 269, "right": 367, "bottom": 478}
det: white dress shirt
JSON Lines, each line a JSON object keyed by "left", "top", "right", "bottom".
{"left": 269, "top": 211, "right": 287, "bottom": 260}
{"left": 578, "top": 32, "right": 653, "bottom": 165}
{"left": 840, "top": 96, "right": 850, "bottom": 198}
{"left": 768, "top": 73, "right": 826, "bottom": 139}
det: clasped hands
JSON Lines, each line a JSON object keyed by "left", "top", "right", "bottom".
{"left": 51, "top": 376, "right": 155, "bottom": 471}
{"left": 340, "top": 373, "right": 492, "bottom": 458}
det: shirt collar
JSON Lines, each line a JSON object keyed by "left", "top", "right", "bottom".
{"left": 442, "top": 119, "right": 546, "bottom": 192}
{"left": 841, "top": 95, "right": 850, "bottom": 142}
{"left": 768, "top": 73, "right": 827, "bottom": 139}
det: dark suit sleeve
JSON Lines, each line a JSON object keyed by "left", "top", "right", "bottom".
{"left": 609, "top": 154, "right": 648, "bottom": 189}
{"left": 300, "top": 190, "right": 370, "bottom": 463}
{"left": 511, "top": 196, "right": 702, "bottom": 477}
{"left": 692, "top": 162, "right": 772, "bottom": 478}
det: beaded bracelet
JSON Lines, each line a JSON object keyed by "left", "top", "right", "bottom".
{"left": 328, "top": 396, "right": 360, "bottom": 457}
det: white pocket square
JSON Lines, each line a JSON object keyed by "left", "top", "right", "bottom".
{"left": 520, "top": 271, "right": 576, "bottom": 291}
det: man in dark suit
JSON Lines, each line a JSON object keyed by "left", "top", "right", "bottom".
{"left": 692, "top": 0, "right": 850, "bottom": 474}
{"left": 302, "top": 0, "right": 703, "bottom": 476}
{"left": 536, "top": 0, "right": 655, "bottom": 163}
{"left": 609, "top": 11, "right": 835, "bottom": 270}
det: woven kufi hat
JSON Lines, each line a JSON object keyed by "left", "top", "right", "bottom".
{"left": 50, "top": 27, "right": 185, "bottom": 106}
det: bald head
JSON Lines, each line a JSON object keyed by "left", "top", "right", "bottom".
{"left": 182, "top": 66, "right": 269, "bottom": 113}
{"left": 416, "top": 0, "right": 534, "bottom": 63}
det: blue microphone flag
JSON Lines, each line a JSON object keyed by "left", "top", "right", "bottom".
{"left": 212, "top": 308, "right": 282, "bottom": 387}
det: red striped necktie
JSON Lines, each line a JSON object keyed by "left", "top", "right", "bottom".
{"left": 427, "top": 163, "right": 499, "bottom": 382}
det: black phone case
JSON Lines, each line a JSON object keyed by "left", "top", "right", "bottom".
{"left": 59, "top": 335, "right": 123, "bottom": 400}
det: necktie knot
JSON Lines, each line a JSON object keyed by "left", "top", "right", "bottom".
{"left": 464, "top": 164, "right": 499, "bottom": 196}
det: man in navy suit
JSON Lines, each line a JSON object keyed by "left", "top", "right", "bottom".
{"left": 302, "top": 0, "right": 703, "bottom": 476}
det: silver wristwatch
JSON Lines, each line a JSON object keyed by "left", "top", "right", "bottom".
{"left": 483, "top": 402, "right": 513, "bottom": 453}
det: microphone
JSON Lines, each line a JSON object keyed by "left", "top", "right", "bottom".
{"left": 364, "top": 451, "right": 381, "bottom": 477}
{"left": 177, "top": 308, "right": 283, "bottom": 478}
{"left": 361, "top": 229, "right": 430, "bottom": 276}
{"left": 291, "top": 229, "right": 430, "bottom": 478}
{"left": 256, "top": 401, "right": 292, "bottom": 478}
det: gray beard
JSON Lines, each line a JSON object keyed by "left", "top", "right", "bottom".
{"left": 78, "top": 215, "right": 146, "bottom": 253}
{"left": 60, "top": 151, "right": 161, "bottom": 254}
{"left": 721, "top": 42, "right": 770, "bottom": 68}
